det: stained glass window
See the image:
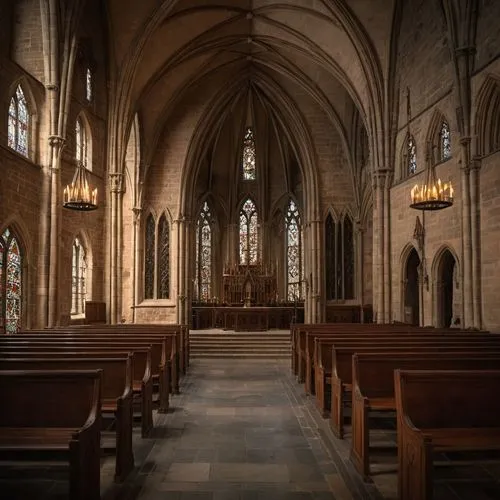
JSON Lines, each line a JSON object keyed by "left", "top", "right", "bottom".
{"left": 286, "top": 200, "right": 302, "bottom": 301}
{"left": 241, "top": 127, "right": 256, "bottom": 180}
{"left": 325, "top": 215, "right": 336, "bottom": 300}
{"left": 440, "top": 121, "right": 451, "bottom": 161}
{"left": 157, "top": 215, "right": 170, "bottom": 299}
{"left": 407, "top": 135, "right": 417, "bottom": 175}
{"left": 144, "top": 214, "right": 155, "bottom": 299}
{"left": 86, "top": 68, "right": 92, "bottom": 102}
{"left": 196, "top": 202, "right": 212, "bottom": 301}
{"left": 239, "top": 198, "right": 258, "bottom": 265}
{"left": 8, "top": 85, "right": 29, "bottom": 157}
{"left": 1, "top": 228, "right": 22, "bottom": 334}
{"left": 71, "top": 238, "right": 87, "bottom": 316}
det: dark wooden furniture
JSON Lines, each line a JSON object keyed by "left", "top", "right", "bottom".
{"left": 351, "top": 353, "right": 500, "bottom": 477}
{"left": 85, "top": 301, "right": 106, "bottom": 324}
{"left": 395, "top": 369, "right": 500, "bottom": 500}
{"left": 0, "top": 369, "right": 102, "bottom": 500}
{"left": 0, "top": 355, "right": 134, "bottom": 482}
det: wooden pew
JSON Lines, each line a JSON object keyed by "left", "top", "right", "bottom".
{"left": 0, "top": 348, "right": 153, "bottom": 438}
{"left": 313, "top": 334, "right": 500, "bottom": 416}
{"left": 0, "top": 356, "right": 134, "bottom": 482}
{"left": 327, "top": 343, "right": 500, "bottom": 439}
{"left": 395, "top": 369, "right": 500, "bottom": 500}
{"left": 2, "top": 335, "right": 172, "bottom": 412}
{"left": 0, "top": 369, "right": 102, "bottom": 500}
{"left": 351, "top": 353, "right": 500, "bottom": 478}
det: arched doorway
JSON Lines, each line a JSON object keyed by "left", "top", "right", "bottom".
{"left": 404, "top": 248, "right": 420, "bottom": 325}
{"left": 438, "top": 250, "right": 456, "bottom": 328}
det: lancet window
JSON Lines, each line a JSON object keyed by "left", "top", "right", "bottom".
{"left": 286, "top": 200, "right": 303, "bottom": 301}
{"left": 196, "top": 202, "right": 212, "bottom": 301}
{"left": 239, "top": 198, "right": 258, "bottom": 265}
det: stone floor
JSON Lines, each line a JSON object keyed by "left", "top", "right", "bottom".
{"left": 2, "top": 357, "right": 500, "bottom": 499}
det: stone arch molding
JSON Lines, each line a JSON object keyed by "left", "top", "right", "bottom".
{"left": 399, "top": 243, "right": 422, "bottom": 323}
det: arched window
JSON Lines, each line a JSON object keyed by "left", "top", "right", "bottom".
{"left": 439, "top": 120, "right": 451, "bottom": 161}
{"left": 8, "top": 85, "right": 29, "bottom": 157}
{"left": 196, "top": 202, "right": 212, "bottom": 301}
{"left": 407, "top": 135, "right": 417, "bottom": 176}
{"left": 71, "top": 237, "right": 87, "bottom": 316}
{"left": 325, "top": 213, "right": 354, "bottom": 300}
{"left": 75, "top": 117, "right": 89, "bottom": 168}
{"left": 241, "top": 127, "right": 256, "bottom": 180}
{"left": 1, "top": 228, "right": 23, "bottom": 334}
{"left": 157, "top": 215, "right": 170, "bottom": 299}
{"left": 144, "top": 214, "right": 155, "bottom": 300}
{"left": 239, "top": 198, "right": 258, "bottom": 265}
{"left": 86, "top": 68, "right": 93, "bottom": 102}
{"left": 286, "top": 200, "right": 303, "bottom": 301}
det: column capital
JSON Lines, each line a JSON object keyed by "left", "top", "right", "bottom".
{"left": 132, "top": 207, "right": 142, "bottom": 223}
{"left": 109, "top": 172, "right": 124, "bottom": 193}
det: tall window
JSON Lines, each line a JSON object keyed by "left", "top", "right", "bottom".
{"left": 439, "top": 120, "right": 451, "bottom": 161}
{"left": 144, "top": 214, "right": 155, "bottom": 299}
{"left": 196, "top": 202, "right": 212, "bottom": 301}
{"left": 71, "top": 238, "right": 87, "bottom": 316}
{"left": 241, "top": 127, "right": 256, "bottom": 180}
{"left": 239, "top": 198, "right": 258, "bottom": 265}
{"left": 286, "top": 200, "right": 303, "bottom": 301}
{"left": 325, "top": 213, "right": 354, "bottom": 300}
{"left": 8, "top": 85, "right": 29, "bottom": 157}
{"left": 157, "top": 215, "right": 170, "bottom": 299}
{"left": 1, "top": 228, "right": 22, "bottom": 334}
{"left": 144, "top": 213, "right": 170, "bottom": 300}
{"left": 75, "top": 117, "right": 89, "bottom": 168}
{"left": 407, "top": 135, "right": 417, "bottom": 176}
{"left": 86, "top": 68, "right": 93, "bottom": 102}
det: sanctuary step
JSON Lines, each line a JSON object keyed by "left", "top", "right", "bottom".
{"left": 189, "top": 329, "right": 291, "bottom": 359}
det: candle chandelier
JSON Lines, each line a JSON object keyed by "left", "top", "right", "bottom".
{"left": 409, "top": 160, "right": 454, "bottom": 211}
{"left": 63, "top": 161, "right": 98, "bottom": 211}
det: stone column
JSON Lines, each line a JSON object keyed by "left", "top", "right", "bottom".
{"left": 47, "top": 135, "right": 65, "bottom": 327}
{"left": 470, "top": 159, "right": 482, "bottom": 329}
{"left": 183, "top": 218, "right": 192, "bottom": 326}
{"left": 383, "top": 172, "right": 392, "bottom": 323}
{"left": 131, "top": 207, "right": 142, "bottom": 323}
{"left": 309, "top": 219, "right": 322, "bottom": 323}
{"left": 176, "top": 217, "right": 188, "bottom": 324}
{"left": 355, "top": 220, "right": 365, "bottom": 322}
{"left": 460, "top": 161, "right": 473, "bottom": 328}
{"left": 109, "top": 172, "right": 124, "bottom": 324}
{"left": 372, "top": 171, "right": 385, "bottom": 323}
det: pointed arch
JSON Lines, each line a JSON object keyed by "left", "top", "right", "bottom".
{"left": 475, "top": 75, "right": 500, "bottom": 156}
{"left": 285, "top": 198, "right": 303, "bottom": 301}
{"left": 241, "top": 126, "right": 256, "bottom": 180}
{"left": 71, "top": 235, "right": 88, "bottom": 316}
{"left": 427, "top": 110, "right": 452, "bottom": 163}
{"left": 0, "top": 226, "right": 25, "bottom": 334}
{"left": 8, "top": 82, "right": 31, "bottom": 158}
{"left": 144, "top": 212, "right": 156, "bottom": 300}
{"left": 75, "top": 112, "right": 93, "bottom": 171}
{"left": 239, "top": 197, "right": 259, "bottom": 265}
{"left": 400, "top": 133, "right": 417, "bottom": 179}
{"left": 399, "top": 243, "right": 421, "bottom": 325}
{"left": 157, "top": 212, "right": 170, "bottom": 299}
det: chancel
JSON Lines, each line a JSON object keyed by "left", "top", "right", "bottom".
{"left": 2, "top": 1, "right": 500, "bottom": 499}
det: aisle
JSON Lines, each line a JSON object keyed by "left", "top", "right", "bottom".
{"left": 134, "top": 359, "right": 379, "bottom": 500}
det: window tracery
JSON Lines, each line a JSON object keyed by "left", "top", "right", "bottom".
{"left": 8, "top": 85, "right": 29, "bottom": 157}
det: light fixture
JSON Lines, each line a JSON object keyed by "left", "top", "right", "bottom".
{"left": 63, "top": 161, "right": 98, "bottom": 211}
{"left": 410, "top": 155, "right": 454, "bottom": 211}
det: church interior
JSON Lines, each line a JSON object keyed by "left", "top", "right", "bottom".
{"left": 1, "top": 0, "right": 500, "bottom": 499}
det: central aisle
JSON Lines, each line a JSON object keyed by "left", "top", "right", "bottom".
{"left": 134, "top": 359, "right": 379, "bottom": 500}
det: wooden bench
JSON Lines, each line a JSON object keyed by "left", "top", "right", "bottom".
{"left": 327, "top": 342, "right": 500, "bottom": 439}
{"left": 0, "top": 356, "right": 134, "bottom": 482}
{"left": 395, "top": 369, "right": 500, "bottom": 500}
{"left": 351, "top": 353, "right": 500, "bottom": 478}
{"left": 0, "top": 369, "right": 102, "bottom": 500}
{"left": 0, "top": 348, "right": 153, "bottom": 438}
{"left": 3, "top": 335, "right": 172, "bottom": 412}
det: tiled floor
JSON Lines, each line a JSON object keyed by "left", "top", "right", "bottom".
{"left": 2, "top": 357, "right": 500, "bottom": 499}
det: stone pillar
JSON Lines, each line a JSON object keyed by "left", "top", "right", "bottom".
{"left": 460, "top": 161, "right": 473, "bottom": 328}
{"left": 176, "top": 217, "right": 188, "bottom": 324}
{"left": 309, "top": 219, "right": 322, "bottom": 323}
{"left": 131, "top": 207, "right": 142, "bottom": 323}
{"left": 372, "top": 171, "right": 385, "bottom": 323}
{"left": 183, "top": 218, "right": 193, "bottom": 326}
{"left": 47, "top": 135, "right": 65, "bottom": 327}
{"left": 470, "top": 159, "right": 482, "bottom": 329}
{"left": 109, "top": 172, "right": 124, "bottom": 324}
{"left": 355, "top": 220, "right": 365, "bottom": 322}
{"left": 383, "top": 172, "right": 392, "bottom": 323}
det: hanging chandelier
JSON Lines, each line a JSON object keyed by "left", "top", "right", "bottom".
{"left": 409, "top": 160, "right": 454, "bottom": 211}
{"left": 63, "top": 161, "right": 98, "bottom": 211}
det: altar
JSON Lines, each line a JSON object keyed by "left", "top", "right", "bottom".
{"left": 192, "top": 306, "right": 303, "bottom": 331}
